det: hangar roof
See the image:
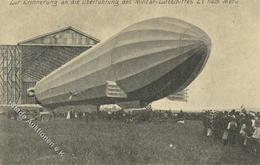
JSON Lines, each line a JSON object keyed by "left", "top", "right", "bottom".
{"left": 18, "top": 26, "right": 100, "bottom": 47}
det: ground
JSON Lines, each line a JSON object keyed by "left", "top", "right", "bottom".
{"left": 0, "top": 117, "right": 259, "bottom": 165}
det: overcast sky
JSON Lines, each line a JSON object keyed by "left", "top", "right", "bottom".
{"left": 0, "top": 0, "right": 259, "bottom": 110}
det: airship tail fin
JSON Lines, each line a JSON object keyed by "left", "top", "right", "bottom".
{"left": 106, "top": 81, "right": 127, "bottom": 98}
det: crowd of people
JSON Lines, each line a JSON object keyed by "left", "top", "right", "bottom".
{"left": 4, "top": 107, "right": 200, "bottom": 122}
{"left": 202, "top": 108, "right": 260, "bottom": 155}
{"left": 58, "top": 109, "right": 190, "bottom": 123}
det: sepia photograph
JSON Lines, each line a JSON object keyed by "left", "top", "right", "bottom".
{"left": 0, "top": 0, "right": 259, "bottom": 164}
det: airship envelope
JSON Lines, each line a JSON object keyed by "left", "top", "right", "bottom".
{"left": 32, "top": 17, "right": 211, "bottom": 108}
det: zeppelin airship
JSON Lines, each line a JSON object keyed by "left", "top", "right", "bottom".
{"left": 28, "top": 17, "right": 211, "bottom": 109}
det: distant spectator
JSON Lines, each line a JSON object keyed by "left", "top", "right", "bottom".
{"left": 227, "top": 115, "right": 238, "bottom": 144}
{"left": 177, "top": 110, "right": 185, "bottom": 124}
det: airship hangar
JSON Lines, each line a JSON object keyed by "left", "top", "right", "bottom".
{"left": 0, "top": 27, "right": 100, "bottom": 105}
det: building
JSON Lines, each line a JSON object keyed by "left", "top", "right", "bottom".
{"left": 0, "top": 27, "right": 100, "bottom": 104}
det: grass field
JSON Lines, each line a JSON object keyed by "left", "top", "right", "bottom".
{"left": 0, "top": 117, "right": 259, "bottom": 165}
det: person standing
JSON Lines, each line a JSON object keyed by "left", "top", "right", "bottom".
{"left": 252, "top": 117, "right": 260, "bottom": 156}
{"left": 222, "top": 113, "right": 229, "bottom": 145}
{"left": 227, "top": 115, "right": 238, "bottom": 144}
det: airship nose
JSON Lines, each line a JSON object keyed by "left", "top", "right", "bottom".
{"left": 195, "top": 30, "right": 211, "bottom": 66}
{"left": 180, "top": 24, "right": 211, "bottom": 57}
{"left": 202, "top": 33, "right": 211, "bottom": 62}
{"left": 198, "top": 31, "right": 211, "bottom": 57}
{"left": 175, "top": 23, "right": 211, "bottom": 70}
{"left": 149, "top": 17, "right": 211, "bottom": 61}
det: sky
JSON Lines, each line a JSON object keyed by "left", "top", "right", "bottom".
{"left": 0, "top": 0, "right": 259, "bottom": 110}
